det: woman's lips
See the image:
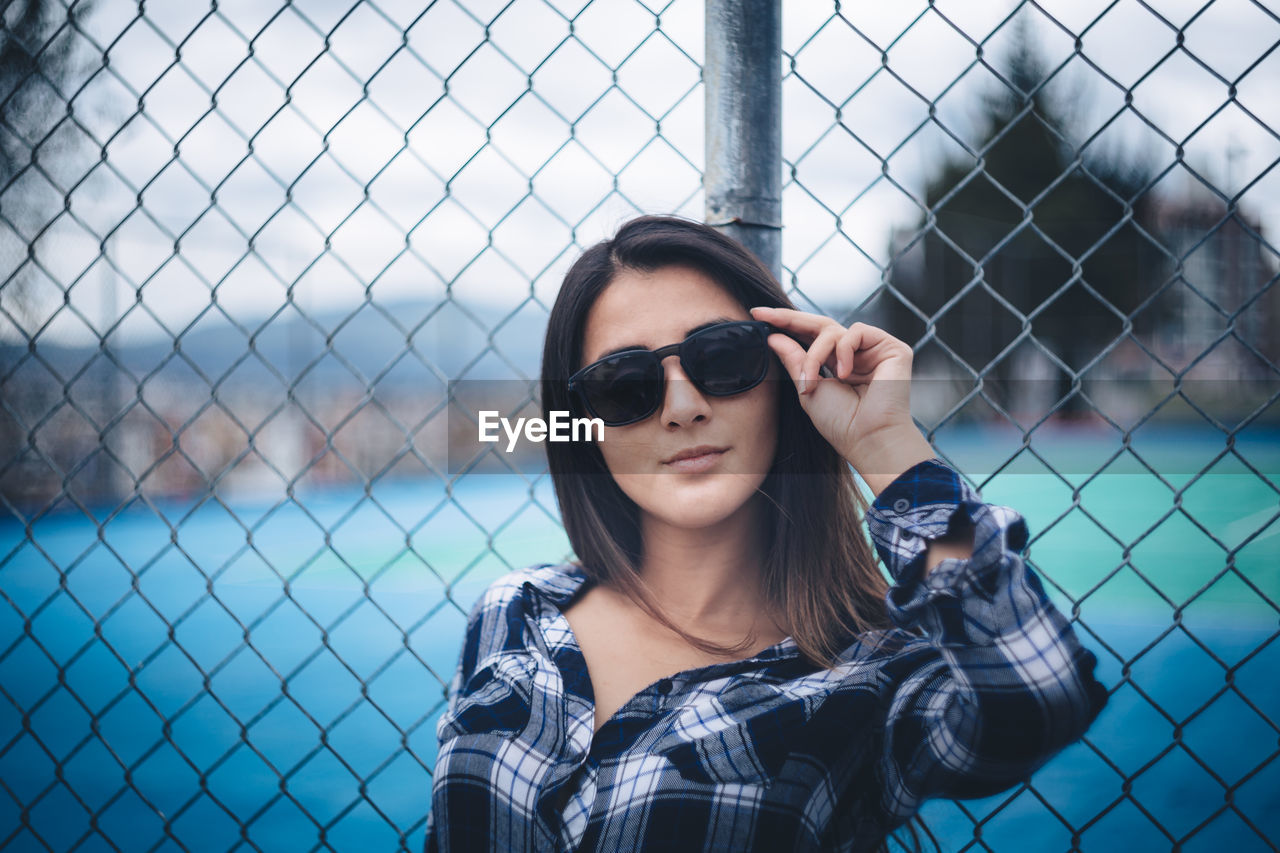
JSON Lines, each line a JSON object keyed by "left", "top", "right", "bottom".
{"left": 663, "top": 449, "right": 728, "bottom": 473}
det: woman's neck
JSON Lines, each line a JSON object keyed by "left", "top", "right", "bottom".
{"left": 635, "top": 495, "right": 776, "bottom": 637}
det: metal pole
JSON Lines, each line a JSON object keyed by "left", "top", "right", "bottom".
{"left": 704, "top": 0, "right": 783, "bottom": 282}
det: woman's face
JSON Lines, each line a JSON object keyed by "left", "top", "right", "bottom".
{"left": 579, "top": 264, "right": 781, "bottom": 531}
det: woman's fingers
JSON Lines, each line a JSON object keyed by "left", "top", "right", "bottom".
{"left": 752, "top": 307, "right": 921, "bottom": 463}
{"left": 749, "top": 306, "right": 833, "bottom": 340}
{"left": 763, "top": 329, "right": 806, "bottom": 368}
{"left": 763, "top": 332, "right": 816, "bottom": 396}
{"left": 752, "top": 306, "right": 886, "bottom": 355}
{"left": 752, "top": 306, "right": 915, "bottom": 397}
{"left": 753, "top": 306, "right": 903, "bottom": 389}
{"left": 801, "top": 324, "right": 844, "bottom": 393}
{"left": 836, "top": 330, "right": 857, "bottom": 380}
{"left": 764, "top": 329, "right": 838, "bottom": 394}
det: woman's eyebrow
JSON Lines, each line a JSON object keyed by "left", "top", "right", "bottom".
{"left": 593, "top": 316, "right": 741, "bottom": 361}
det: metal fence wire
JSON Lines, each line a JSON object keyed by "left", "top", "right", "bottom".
{"left": 2, "top": 0, "right": 1279, "bottom": 850}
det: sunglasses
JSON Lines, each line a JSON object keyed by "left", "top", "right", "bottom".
{"left": 568, "top": 320, "right": 776, "bottom": 426}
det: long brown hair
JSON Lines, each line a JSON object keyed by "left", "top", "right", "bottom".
{"left": 540, "top": 215, "right": 890, "bottom": 667}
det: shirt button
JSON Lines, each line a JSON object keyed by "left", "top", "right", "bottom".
{"left": 892, "top": 498, "right": 911, "bottom": 513}
{"left": 656, "top": 679, "right": 673, "bottom": 695}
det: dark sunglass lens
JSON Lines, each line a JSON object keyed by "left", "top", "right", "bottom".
{"left": 578, "top": 353, "right": 662, "bottom": 424}
{"left": 685, "top": 324, "right": 768, "bottom": 394}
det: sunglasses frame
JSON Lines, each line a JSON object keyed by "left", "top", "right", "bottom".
{"left": 567, "top": 319, "right": 777, "bottom": 426}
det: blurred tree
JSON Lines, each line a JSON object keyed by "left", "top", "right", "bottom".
{"left": 2, "top": 0, "right": 95, "bottom": 326}
{"left": 1, "top": 0, "right": 100, "bottom": 509}
{"left": 872, "top": 23, "right": 1173, "bottom": 420}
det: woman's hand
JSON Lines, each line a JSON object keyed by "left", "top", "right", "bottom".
{"left": 749, "top": 306, "right": 935, "bottom": 496}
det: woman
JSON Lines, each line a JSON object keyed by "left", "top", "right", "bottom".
{"left": 425, "top": 215, "right": 1107, "bottom": 852}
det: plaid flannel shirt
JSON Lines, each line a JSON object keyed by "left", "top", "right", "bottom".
{"left": 424, "top": 458, "right": 1108, "bottom": 852}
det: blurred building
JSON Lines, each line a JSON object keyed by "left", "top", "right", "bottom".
{"left": 1148, "top": 195, "right": 1279, "bottom": 379}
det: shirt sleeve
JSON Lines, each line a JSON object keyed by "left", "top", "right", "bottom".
{"left": 863, "top": 457, "right": 1109, "bottom": 820}
{"left": 424, "top": 571, "right": 514, "bottom": 850}
{"left": 433, "top": 566, "right": 541, "bottom": 722}
{"left": 446, "top": 594, "right": 487, "bottom": 717}
{"left": 425, "top": 591, "right": 488, "bottom": 852}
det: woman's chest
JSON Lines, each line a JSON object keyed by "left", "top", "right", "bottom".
{"left": 561, "top": 587, "right": 786, "bottom": 734}
{"left": 565, "top": 616, "right": 714, "bottom": 733}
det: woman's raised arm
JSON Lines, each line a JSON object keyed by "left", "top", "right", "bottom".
{"left": 865, "top": 458, "right": 1109, "bottom": 818}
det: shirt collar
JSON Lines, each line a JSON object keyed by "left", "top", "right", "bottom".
{"left": 523, "top": 562, "right": 803, "bottom": 667}
{"left": 522, "top": 561, "right": 592, "bottom": 606}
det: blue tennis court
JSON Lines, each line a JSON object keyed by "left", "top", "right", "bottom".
{"left": 2, "top": 424, "right": 1277, "bottom": 851}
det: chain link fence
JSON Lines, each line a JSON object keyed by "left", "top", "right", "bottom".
{"left": 2, "top": 0, "right": 1278, "bottom": 850}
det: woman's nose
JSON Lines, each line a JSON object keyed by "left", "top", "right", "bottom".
{"left": 658, "top": 355, "right": 711, "bottom": 426}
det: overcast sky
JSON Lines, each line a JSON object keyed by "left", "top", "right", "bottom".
{"left": 5, "top": 0, "right": 1278, "bottom": 346}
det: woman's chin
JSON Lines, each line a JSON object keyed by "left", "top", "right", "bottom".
{"left": 633, "top": 481, "right": 761, "bottom": 529}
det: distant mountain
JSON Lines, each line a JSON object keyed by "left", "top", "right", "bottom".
{"left": 1, "top": 298, "right": 550, "bottom": 390}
